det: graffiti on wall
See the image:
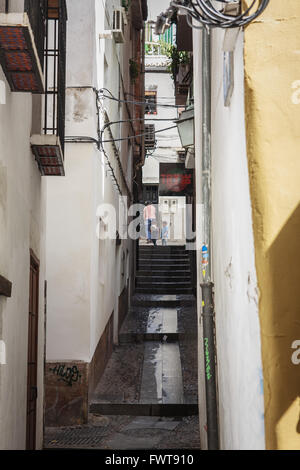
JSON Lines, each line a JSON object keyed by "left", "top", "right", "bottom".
{"left": 49, "top": 364, "right": 82, "bottom": 387}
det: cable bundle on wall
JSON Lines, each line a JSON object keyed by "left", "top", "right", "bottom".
{"left": 171, "top": 0, "right": 270, "bottom": 28}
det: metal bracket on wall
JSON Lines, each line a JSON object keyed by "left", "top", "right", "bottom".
{"left": 0, "top": 274, "right": 12, "bottom": 297}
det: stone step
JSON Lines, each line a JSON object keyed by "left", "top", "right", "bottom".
{"left": 89, "top": 402, "right": 198, "bottom": 417}
{"left": 131, "top": 294, "right": 196, "bottom": 308}
{"left": 137, "top": 270, "right": 191, "bottom": 277}
{"left": 140, "top": 341, "right": 183, "bottom": 404}
{"left": 139, "top": 246, "right": 186, "bottom": 251}
{"left": 136, "top": 280, "right": 191, "bottom": 286}
{"left": 119, "top": 332, "right": 179, "bottom": 343}
{"left": 136, "top": 277, "right": 192, "bottom": 284}
{"left": 135, "top": 287, "right": 193, "bottom": 295}
{"left": 138, "top": 253, "right": 189, "bottom": 259}
{"left": 139, "top": 257, "right": 189, "bottom": 263}
{"left": 139, "top": 263, "right": 190, "bottom": 270}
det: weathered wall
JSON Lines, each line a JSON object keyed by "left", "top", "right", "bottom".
{"left": 192, "top": 26, "right": 207, "bottom": 451}
{"left": 45, "top": 0, "right": 136, "bottom": 425}
{"left": 0, "top": 70, "right": 46, "bottom": 449}
{"left": 244, "top": 0, "right": 300, "bottom": 450}
{"left": 210, "top": 28, "right": 265, "bottom": 450}
{"left": 193, "top": 25, "right": 265, "bottom": 449}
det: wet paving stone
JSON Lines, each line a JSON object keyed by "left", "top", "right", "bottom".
{"left": 44, "top": 415, "right": 200, "bottom": 450}
{"left": 44, "top": 246, "right": 200, "bottom": 450}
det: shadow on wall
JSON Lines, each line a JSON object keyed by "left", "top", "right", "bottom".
{"left": 267, "top": 202, "right": 300, "bottom": 450}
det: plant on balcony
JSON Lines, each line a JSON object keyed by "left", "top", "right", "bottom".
{"left": 165, "top": 45, "right": 190, "bottom": 83}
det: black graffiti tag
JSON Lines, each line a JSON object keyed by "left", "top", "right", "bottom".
{"left": 49, "top": 364, "right": 82, "bottom": 387}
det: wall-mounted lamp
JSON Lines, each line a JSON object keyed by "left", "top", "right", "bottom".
{"left": 175, "top": 105, "right": 194, "bottom": 148}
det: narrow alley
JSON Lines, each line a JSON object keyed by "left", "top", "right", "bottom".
{"left": 0, "top": 0, "right": 299, "bottom": 454}
{"left": 44, "top": 245, "right": 200, "bottom": 450}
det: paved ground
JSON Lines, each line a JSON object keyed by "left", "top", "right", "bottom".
{"left": 44, "top": 247, "right": 200, "bottom": 451}
{"left": 44, "top": 303, "right": 199, "bottom": 450}
{"left": 139, "top": 239, "right": 185, "bottom": 246}
{"left": 45, "top": 414, "right": 200, "bottom": 450}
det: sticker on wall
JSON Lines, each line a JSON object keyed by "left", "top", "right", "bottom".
{"left": 0, "top": 340, "right": 6, "bottom": 365}
{"left": 0, "top": 80, "right": 5, "bottom": 105}
{"left": 223, "top": 51, "right": 234, "bottom": 107}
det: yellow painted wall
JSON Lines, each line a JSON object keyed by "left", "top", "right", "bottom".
{"left": 244, "top": 0, "right": 300, "bottom": 450}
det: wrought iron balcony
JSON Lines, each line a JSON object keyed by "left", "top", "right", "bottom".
{"left": 31, "top": 0, "right": 67, "bottom": 177}
{"left": 0, "top": 0, "right": 46, "bottom": 93}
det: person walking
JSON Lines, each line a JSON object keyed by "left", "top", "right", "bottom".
{"left": 143, "top": 201, "right": 156, "bottom": 244}
{"left": 150, "top": 219, "right": 160, "bottom": 246}
{"left": 161, "top": 221, "right": 169, "bottom": 246}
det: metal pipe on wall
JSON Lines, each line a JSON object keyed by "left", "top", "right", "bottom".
{"left": 200, "top": 26, "right": 219, "bottom": 450}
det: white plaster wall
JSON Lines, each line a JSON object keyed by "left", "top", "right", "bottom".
{"left": 46, "top": 0, "right": 103, "bottom": 362}
{"left": 194, "top": 26, "right": 265, "bottom": 451}
{"left": 45, "top": 143, "right": 93, "bottom": 361}
{"left": 143, "top": 71, "right": 181, "bottom": 184}
{"left": 193, "top": 27, "right": 207, "bottom": 450}
{"left": 210, "top": 29, "right": 265, "bottom": 449}
{"left": 46, "top": 0, "right": 135, "bottom": 364}
{"left": 0, "top": 71, "right": 46, "bottom": 449}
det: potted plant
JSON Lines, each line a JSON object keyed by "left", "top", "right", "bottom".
{"left": 165, "top": 45, "right": 190, "bottom": 83}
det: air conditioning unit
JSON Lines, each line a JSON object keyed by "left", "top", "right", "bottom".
{"left": 112, "top": 8, "right": 125, "bottom": 44}
{"left": 144, "top": 124, "right": 156, "bottom": 150}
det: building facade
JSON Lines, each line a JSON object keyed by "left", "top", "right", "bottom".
{"left": 191, "top": 0, "right": 300, "bottom": 451}
{"left": 142, "top": 0, "right": 192, "bottom": 244}
{"left": 0, "top": 0, "right": 67, "bottom": 449}
{"left": 44, "top": 0, "right": 147, "bottom": 428}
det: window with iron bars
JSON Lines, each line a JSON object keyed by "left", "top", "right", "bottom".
{"left": 1, "top": 1, "right": 47, "bottom": 68}
{"left": 144, "top": 124, "right": 155, "bottom": 150}
{"left": 44, "top": 0, "right": 67, "bottom": 156}
{"left": 1, "top": 0, "right": 67, "bottom": 156}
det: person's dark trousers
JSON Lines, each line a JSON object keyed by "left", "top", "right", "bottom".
{"left": 147, "top": 219, "right": 152, "bottom": 240}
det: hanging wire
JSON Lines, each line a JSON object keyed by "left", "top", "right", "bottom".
{"left": 169, "top": 0, "right": 270, "bottom": 29}
{"left": 100, "top": 88, "right": 184, "bottom": 109}
{"left": 64, "top": 87, "right": 182, "bottom": 201}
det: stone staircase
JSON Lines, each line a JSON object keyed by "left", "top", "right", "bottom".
{"left": 44, "top": 245, "right": 199, "bottom": 450}
{"left": 90, "top": 246, "right": 198, "bottom": 418}
{"left": 136, "top": 246, "right": 193, "bottom": 295}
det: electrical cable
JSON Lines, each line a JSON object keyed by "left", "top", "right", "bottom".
{"left": 169, "top": 0, "right": 270, "bottom": 29}
{"left": 101, "top": 125, "right": 178, "bottom": 144}
{"left": 100, "top": 88, "right": 185, "bottom": 109}
{"left": 64, "top": 88, "right": 182, "bottom": 200}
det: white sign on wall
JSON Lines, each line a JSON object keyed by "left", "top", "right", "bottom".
{"left": 223, "top": 51, "right": 234, "bottom": 107}
{"left": 0, "top": 340, "right": 6, "bottom": 365}
{"left": 0, "top": 81, "right": 6, "bottom": 105}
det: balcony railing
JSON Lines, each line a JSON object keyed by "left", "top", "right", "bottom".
{"left": 24, "top": 0, "right": 47, "bottom": 67}
{"left": 31, "top": 0, "right": 67, "bottom": 176}
{"left": 44, "top": 0, "right": 67, "bottom": 156}
{"left": 0, "top": 0, "right": 67, "bottom": 175}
